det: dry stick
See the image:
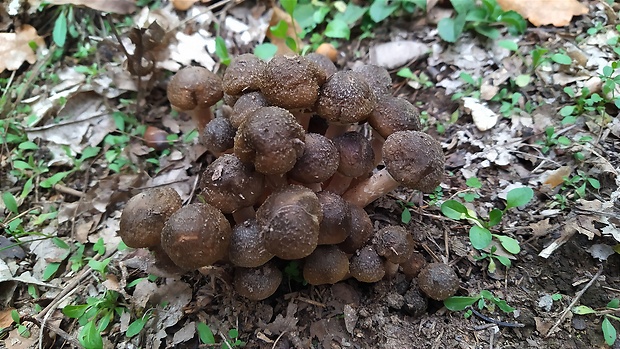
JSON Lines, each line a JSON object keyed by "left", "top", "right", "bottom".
{"left": 545, "top": 266, "right": 604, "bottom": 337}
{"left": 53, "top": 184, "right": 86, "bottom": 198}
{"left": 468, "top": 306, "right": 525, "bottom": 328}
{"left": 270, "top": 331, "right": 287, "bottom": 349}
{"left": 38, "top": 287, "right": 81, "bottom": 349}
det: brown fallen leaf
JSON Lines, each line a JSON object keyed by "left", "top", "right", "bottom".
{"left": 542, "top": 165, "right": 572, "bottom": 188}
{"left": 47, "top": 0, "right": 137, "bottom": 14}
{"left": 171, "top": 0, "right": 199, "bottom": 10}
{"left": 0, "top": 25, "right": 45, "bottom": 73}
{"left": 497, "top": 0, "right": 588, "bottom": 27}
{"left": 0, "top": 308, "right": 15, "bottom": 328}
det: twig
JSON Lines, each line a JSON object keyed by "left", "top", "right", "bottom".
{"left": 37, "top": 286, "right": 80, "bottom": 349}
{"left": 469, "top": 307, "right": 525, "bottom": 328}
{"left": 270, "top": 331, "right": 286, "bottom": 349}
{"left": 53, "top": 184, "right": 86, "bottom": 198}
{"left": 545, "top": 266, "right": 604, "bottom": 337}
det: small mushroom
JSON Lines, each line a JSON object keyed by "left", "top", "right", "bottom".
{"left": 119, "top": 187, "right": 182, "bottom": 248}
{"left": 256, "top": 185, "right": 322, "bottom": 260}
{"left": 230, "top": 91, "right": 269, "bottom": 129}
{"left": 342, "top": 131, "right": 444, "bottom": 207}
{"left": 317, "top": 191, "right": 351, "bottom": 245}
{"left": 144, "top": 126, "right": 169, "bottom": 151}
{"left": 368, "top": 95, "right": 422, "bottom": 139}
{"left": 228, "top": 219, "right": 274, "bottom": 268}
{"left": 417, "top": 263, "right": 460, "bottom": 301}
{"left": 352, "top": 64, "right": 392, "bottom": 97}
{"left": 305, "top": 52, "right": 338, "bottom": 77}
{"left": 288, "top": 133, "right": 339, "bottom": 184}
{"left": 325, "top": 131, "right": 375, "bottom": 194}
{"left": 161, "top": 203, "right": 232, "bottom": 270}
{"left": 338, "top": 205, "right": 373, "bottom": 254}
{"left": 222, "top": 53, "right": 266, "bottom": 96}
{"left": 373, "top": 225, "right": 414, "bottom": 264}
{"left": 316, "top": 70, "right": 377, "bottom": 125}
{"left": 400, "top": 252, "right": 427, "bottom": 279}
{"left": 303, "top": 245, "right": 349, "bottom": 285}
{"left": 201, "top": 116, "right": 235, "bottom": 154}
{"left": 234, "top": 261, "right": 282, "bottom": 300}
{"left": 349, "top": 246, "right": 385, "bottom": 283}
{"left": 167, "top": 66, "right": 223, "bottom": 131}
{"left": 259, "top": 54, "right": 326, "bottom": 109}
{"left": 234, "top": 106, "right": 305, "bottom": 175}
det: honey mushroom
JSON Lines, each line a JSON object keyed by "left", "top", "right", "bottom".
{"left": 303, "top": 245, "right": 349, "bottom": 285}
{"left": 233, "top": 261, "right": 282, "bottom": 301}
{"left": 288, "top": 133, "right": 339, "bottom": 188}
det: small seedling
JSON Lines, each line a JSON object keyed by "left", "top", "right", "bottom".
{"left": 11, "top": 310, "right": 31, "bottom": 338}
{"left": 572, "top": 298, "right": 620, "bottom": 346}
{"left": 441, "top": 187, "right": 534, "bottom": 271}
{"left": 458, "top": 177, "right": 482, "bottom": 203}
{"left": 197, "top": 323, "right": 246, "bottom": 348}
{"left": 397, "top": 68, "right": 434, "bottom": 89}
{"left": 444, "top": 289, "right": 516, "bottom": 317}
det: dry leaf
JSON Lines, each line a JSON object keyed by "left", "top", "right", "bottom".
{"left": 171, "top": 0, "right": 199, "bottom": 10}
{"left": 0, "top": 308, "right": 15, "bottom": 328}
{"left": 47, "top": 0, "right": 136, "bottom": 14}
{"left": 265, "top": 6, "right": 303, "bottom": 55}
{"left": 0, "top": 25, "right": 45, "bottom": 73}
{"left": 542, "top": 165, "right": 572, "bottom": 188}
{"left": 497, "top": 0, "right": 588, "bottom": 27}
{"left": 528, "top": 218, "right": 553, "bottom": 238}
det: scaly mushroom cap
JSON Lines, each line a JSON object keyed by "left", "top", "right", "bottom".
{"left": 352, "top": 64, "right": 392, "bottom": 96}
{"left": 167, "top": 66, "right": 223, "bottom": 110}
{"left": 200, "top": 154, "right": 265, "bottom": 214}
{"left": 316, "top": 70, "right": 377, "bottom": 124}
{"left": 230, "top": 91, "right": 269, "bottom": 129}
{"left": 161, "top": 203, "right": 232, "bottom": 270}
{"left": 400, "top": 252, "right": 427, "bottom": 279}
{"left": 303, "top": 245, "right": 349, "bottom": 285}
{"left": 417, "top": 263, "right": 460, "bottom": 301}
{"left": 256, "top": 185, "right": 322, "bottom": 260}
{"left": 383, "top": 131, "right": 444, "bottom": 192}
{"left": 259, "top": 54, "right": 326, "bottom": 109}
{"left": 119, "top": 187, "right": 182, "bottom": 248}
{"left": 202, "top": 116, "right": 235, "bottom": 153}
{"left": 222, "top": 53, "right": 266, "bottom": 96}
{"left": 317, "top": 191, "right": 351, "bottom": 245}
{"left": 373, "top": 225, "right": 414, "bottom": 264}
{"left": 332, "top": 132, "right": 375, "bottom": 178}
{"left": 305, "top": 52, "right": 338, "bottom": 77}
{"left": 288, "top": 133, "right": 339, "bottom": 184}
{"left": 368, "top": 95, "right": 422, "bottom": 138}
{"left": 228, "top": 219, "right": 274, "bottom": 268}
{"left": 234, "top": 261, "right": 282, "bottom": 300}
{"left": 349, "top": 246, "right": 385, "bottom": 283}
{"left": 338, "top": 205, "right": 373, "bottom": 254}
{"left": 234, "top": 106, "right": 305, "bottom": 175}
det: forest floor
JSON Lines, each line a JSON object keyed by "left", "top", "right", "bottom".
{"left": 0, "top": 0, "right": 619, "bottom": 348}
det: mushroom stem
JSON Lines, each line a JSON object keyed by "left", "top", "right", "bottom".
{"left": 232, "top": 206, "right": 256, "bottom": 224}
{"left": 291, "top": 109, "right": 312, "bottom": 131}
{"left": 371, "top": 129, "right": 385, "bottom": 166}
{"left": 341, "top": 168, "right": 398, "bottom": 207}
{"left": 384, "top": 260, "right": 399, "bottom": 279}
{"left": 324, "top": 172, "right": 353, "bottom": 195}
{"left": 191, "top": 107, "right": 214, "bottom": 132}
{"left": 324, "top": 124, "right": 349, "bottom": 139}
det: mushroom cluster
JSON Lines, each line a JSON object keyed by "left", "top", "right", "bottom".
{"left": 120, "top": 53, "right": 449, "bottom": 301}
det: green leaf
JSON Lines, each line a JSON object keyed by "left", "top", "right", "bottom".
{"left": 270, "top": 20, "right": 289, "bottom": 38}
{"left": 493, "top": 254, "right": 511, "bottom": 267}
{"left": 401, "top": 208, "right": 411, "bottom": 224}
{"left": 559, "top": 105, "right": 576, "bottom": 117}
{"left": 451, "top": 0, "right": 476, "bottom": 14}
{"left": 197, "top": 323, "right": 216, "bottom": 344}
{"left": 465, "top": 177, "right": 482, "bottom": 189}
{"left": 469, "top": 226, "right": 492, "bottom": 249}
{"left": 281, "top": 0, "right": 297, "bottom": 15}
{"left": 444, "top": 296, "right": 479, "bottom": 311}
{"left": 441, "top": 200, "right": 468, "bottom": 220}
{"left": 40, "top": 171, "right": 70, "bottom": 188}
{"left": 602, "top": 317, "right": 617, "bottom": 346}
{"left": 63, "top": 304, "right": 89, "bottom": 319}
{"left": 473, "top": 25, "right": 500, "bottom": 40}
{"left": 607, "top": 299, "right": 619, "bottom": 309}
{"left": 336, "top": 3, "right": 367, "bottom": 26}
{"left": 494, "top": 235, "right": 520, "bottom": 254}
{"left": 43, "top": 263, "right": 62, "bottom": 281}
{"left": 285, "top": 37, "right": 298, "bottom": 52}
{"left": 499, "top": 11, "right": 527, "bottom": 35}
{"left": 397, "top": 67, "right": 415, "bottom": 79}
{"left": 514, "top": 74, "right": 530, "bottom": 87}
{"left": 52, "top": 237, "right": 70, "bottom": 250}
{"left": 18, "top": 141, "right": 39, "bottom": 150}
{"left": 126, "top": 317, "right": 148, "bottom": 338}
{"left": 551, "top": 294, "right": 562, "bottom": 301}
{"left": 215, "top": 36, "right": 231, "bottom": 66}
{"left": 497, "top": 40, "right": 518, "bottom": 52}
{"left": 93, "top": 238, "right": 106, "bottom": 256}
{"left": 494, "top": 299, "right": 515, "bottom": 313}
{"left": 11, "top": 309, "right": 20, "bottom": 324}
{"left": 324, "top": 19, "right": 350, "bottom": 39}
{"left": 53, "top": 12, "right": 67, "bottom": 47}
{"left": 505, "top": 187, "right": 534, "bottom": 209}
{"left": 369, "top": 0, "right": 398, "bottom": 23}
{"left": 2, "top": 192, "right": 18, "bottom": 214}
{"left": 488, "top": 208, "right": 503, "bottom": 227}
{"left": 587, "top": 178, "right": 600, "bottom": 189}
{"left": 228, "top": 328, "right": 239, "bottom": 338}
{"left": 572, "top": 305, "right": 596, "bottom": 315}
{"left": 254, "top": 43, "right": 278, "bottom": 60}
{"left": 551, "top": 53, "right": 572, "bottom": 65}
{"left": 88, "top": 258, "right": 111, "bottom": 275}
{"left": 79, "top": 321, "right": 103, "bottom": 349}
{"left": 438, "top": 14, "right": 466, "bottom": 43}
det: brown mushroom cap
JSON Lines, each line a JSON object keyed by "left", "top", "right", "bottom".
{"left": 259, "top": 54, "right": 326, "bottom": 109}
{"left": 222, "top": 53, "right": 266, "bottom": 96}
{"left": 200, "top": 154, "right": 265, "bottom": 214}
{"left": 119, "top": 187, "right": 182, "bottom": 248}
{"left": 417, "top": 263, "right": 460, "bottom": 301}
{"left": 332, "top": 132, "right": 375, "bottom": 178}
{"left": 303, "top": 245, "right": 349, "bottom": 285}
{"left": 201, "top": 116, "right": 235, "bottom": 153}
{"left": 234, "top": 261, "right": 282, "bottom": 300}
{"left": 161, "top": 203, "right": 232, "bottom": 270}
{"left": 338, "top": 205, "right": 373, "bottom": 254}
{"left": 256, "top": 185, "right": 322, "bottom": 260}
{"left": 230, "top": 91, "right": 269, "bottom": 129}
{"left": 228, "top": 219, "right": 274, "bottom": 268}
{"left": 373, "top": 225, "right": 414, "bottom": 264}
{"left": 349, "top": 246, "right": 385, "bottom": 283}
{"left": 305, "top": 52, "right": 338, "bottom": 77}
{"left": 317, "top": 191, "right": 351, "bottom": 245}
{"left": 352, "top": 64, "right": 392, "bottom": 96}
{"left": 368, "top": 95, "right": 422, "bottom": 138}
{"left": 400, "top": 252, "right": 427, "bottom": 279}
{"left": 316, "top": 70, "right": 377, "bottom": 124}
{"left": 288, "top": 133, "right": 339, "bottom": 184}
{"left": 234, "top": 106, "right": 305, "bottom": 175}
{"left": 167, "top": 66, "right": 223, "bottom": 110}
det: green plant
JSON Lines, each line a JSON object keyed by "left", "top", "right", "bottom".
{"left": 198, "top": 323, "right": 246, "bottom": 348}
{"left": 444, "top": 289, "right": 516, "bottom": 317}
{"left": 437, "top": 0, "right": 526, "bottom": 43}
{"left": 458, "top": 177, "right": 482, "bottom": 203}
{"left": 397, "top": 68, "right": 434, "bottom": 89}
{"left": 572, "top": 298, "right": 620, "bottom": 346}
{"left": 561, "top": 170, "right": 601, "bottom": 199}
{"left": 451, "top": 72, "right": 482, "bottom": 100}
{"left": 441, "top": 187, "right": 534, "bottom": 271}
{"left": 11, "top": 310, "right": 31, "bottom": 338}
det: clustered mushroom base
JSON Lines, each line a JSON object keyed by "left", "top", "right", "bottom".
{"left": 119, "top": 53, "right": 456, "bottom": 302}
